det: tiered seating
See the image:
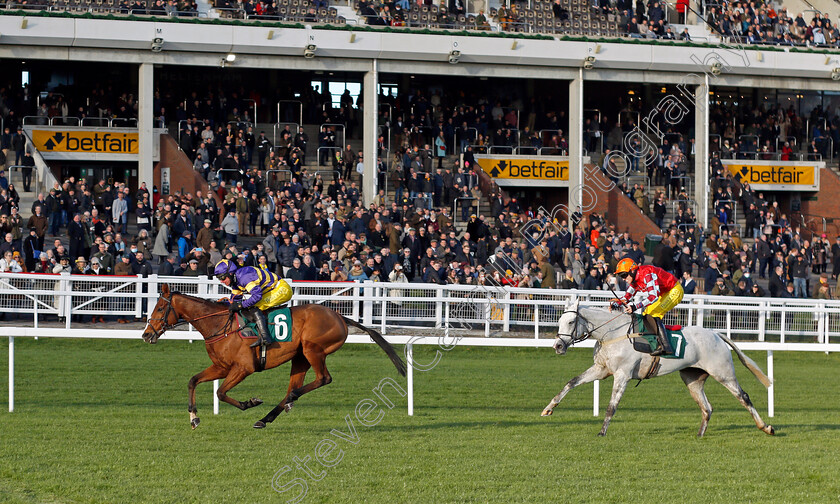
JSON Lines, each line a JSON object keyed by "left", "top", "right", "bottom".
{"left": 522, "top": 0, "right": 621, "bottom": 36}
{"left": 352, "top": 0, "right": 623, "bottom": 36}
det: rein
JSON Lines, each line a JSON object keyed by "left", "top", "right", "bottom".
{"left": 146, "top": 294, "right": 238, "bottom": 344}
{"left": 557, "top": 308, "right": 627, "bottom": 346}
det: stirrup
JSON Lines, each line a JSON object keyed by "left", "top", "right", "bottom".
{"left": 650, "top": 346, "right": 668, "bottom": 356}
{"left": 249, "top": 337, "right": 266, "bottom": 348}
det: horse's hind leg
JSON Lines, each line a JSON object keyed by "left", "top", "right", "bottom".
{"left": 713, "top": 373, "right": 774, "bottom": 435}
{"left": 254, "top": 354, "right": 311, "bottom": 429}
{"left": 285, "top": 347, "right": 333, "bottom": 403}
{"left": 541, "top": 364, "right": 609, "bottom": 417}
{"left": 599, "top": 374, "right": 630, "bottom": 436}
{"left": 680, "top": 368, "right": 712, "bottom": 437}
{"left": 187, "top": 364, "right": 227, "bottom": 430}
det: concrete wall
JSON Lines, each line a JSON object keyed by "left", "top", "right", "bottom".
{"left": 153, "top": 134, "right": 222, "bottom": 217}
{"left": 799, "top": 168, "right": 840, "bottom": 239}
{"left": 586, "top": 164, "right": 661, "bottom": 238}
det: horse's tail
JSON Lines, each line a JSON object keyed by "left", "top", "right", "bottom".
{"left": 342, "top": 316, "right": 407, "bottom": 377}
{"left": 717, "top": 332, "right": 772, "bottom": 388}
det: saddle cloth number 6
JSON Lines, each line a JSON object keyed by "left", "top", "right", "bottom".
{"left": 272, "top": 312, "right": 289, "bottom": 341}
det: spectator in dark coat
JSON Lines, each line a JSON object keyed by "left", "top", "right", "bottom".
{"left": 769, "top": 265, "right": 787, "bottom": 298}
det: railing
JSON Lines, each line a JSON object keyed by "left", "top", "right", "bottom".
{"left": 2, "top": 274, "right": 840, "bottom": 344}
{"left": 5, "top": 274, "right": 840, "bottom": 417}
{"left": 670, "top": 175, "right": 692, "bottom": 198}
{"left": 178, "top": 119, "right": 206, "bottom": 145}
{"left": 455, "top": 127, "right": 478, "bottom": 154}
{"left": 718, "top": 150, "right": 815, "bottom": 161}
{"left": 538, "top": 147, "right": 567, "bottom": 156}
{"left": 454, "top": 197, "right": 477, "bottom": 225}
{"left": 272, "top": 122, "right": 299, "bottom": 146}
{"left": 227, "top": 120, "right": 253, "bottom": 132}
{"left": 714, "top": 198, "right": 738, "bottom": 226}
{"left": 22, "top": 116, "right": 140, "bottom": 128}
{"left": 277, "top": 100, "right": 303, "bottom": 126}
{"left": 321, "top": 123, "right": 347, "bottom": 154}
{"left": 617, "top": 111, "right": 640, "bottom": 127}
{"left": 379, "top": 103, "right": 393, "bottom": 154}
{"left": 671, "top": 198, "right": 699, "bottom": 217}
{"left": 266, "top": 169, "right": 294, "bottom": 190}
{"left": 317, "top": 146, "right": 343, "bottom": 168}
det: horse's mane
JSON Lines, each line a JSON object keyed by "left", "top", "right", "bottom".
{"left": 172, "top": 291, "right": 225, "bottom": 308}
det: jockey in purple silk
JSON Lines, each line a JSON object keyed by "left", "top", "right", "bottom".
{"left": 214, "top": 259, "right": 292, "bottom": 348}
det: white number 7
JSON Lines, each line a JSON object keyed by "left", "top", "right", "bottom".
{"left": 672, "top": 333, "right": 683, "bottom": 355}
{"left": 272, "top": 313, "right": 288, "bottom": 341}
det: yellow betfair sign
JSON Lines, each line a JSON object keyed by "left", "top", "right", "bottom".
{"left": 475, "top": 156, "right": 569, "bottom": 184}
{"left": 722, "top": 160, "right": 820, "bottom": 191}
{"left": 32, "top": 130, "right": 139, "bottom": 154}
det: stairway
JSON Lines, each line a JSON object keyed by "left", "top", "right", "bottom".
{"left": 7, "top": 167, "right": 38, "bottom": 215}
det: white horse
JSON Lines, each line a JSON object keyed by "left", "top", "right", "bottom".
{"left": 541, "top": 299, "right": 775, "bottom": 437}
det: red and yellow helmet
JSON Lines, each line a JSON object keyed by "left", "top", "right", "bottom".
{"left": 615, "top": 258, "right": 638, "bottom": 276}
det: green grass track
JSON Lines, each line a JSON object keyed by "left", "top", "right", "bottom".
{"left": 1, "top": 338, "right": 839, "bottom": 503}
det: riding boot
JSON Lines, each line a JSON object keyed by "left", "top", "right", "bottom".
{"left": 649, "top": 317, "right": 673, "bottom": 356}
{"left": 243, "top": 307, "right": 270, "bottom": 348}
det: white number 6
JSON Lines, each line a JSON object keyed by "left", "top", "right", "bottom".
{"left": 272, "top": 313, "right": 288, "bottom": 341}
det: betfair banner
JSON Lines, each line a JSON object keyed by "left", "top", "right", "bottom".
{"left": 32, "top": 130, "right": 139, "bottom": 154}
{"left": 722, "top": 160, "right": 821, "bottom": 191}
{"left": 474, "top": 155, "right": 570, "bottom": 187}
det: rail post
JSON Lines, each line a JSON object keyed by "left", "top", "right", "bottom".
{"left": 767, "top": 350, "right": 774, "bottom": 418}
{"left": 213, "top": 379, "right": 219, "bottom": 415}
{"left": 8, "top": 336, "right": 14, "bottom": 412}
{"left": 406, "top": 342, "right": 414, "bottom": 416}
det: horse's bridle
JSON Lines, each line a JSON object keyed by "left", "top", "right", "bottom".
{"left": 144, "top": 293, "right": 231, "bottom": 341}
{"left": 556, "top": 308, "right": 627, "bottom": 347}
{"left": 556, "top": 309, "right": 593, "bottom": 345}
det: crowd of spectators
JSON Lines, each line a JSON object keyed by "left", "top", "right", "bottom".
{"left": 7, "top": 0, "right": 840, "bottom": 49}
{"left": 1, "top": 154, "right": 839, "bottom": 302}
{"left": 708, "top": 102, "right": 839, "bottom": 161}
{"left": 706, "top": 2, "right": 838, "bottom": 47}
{"left": 1, "top": 73, "right": 839, "bottom": 304}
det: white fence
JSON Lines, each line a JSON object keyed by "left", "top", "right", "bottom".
{"left": 3, "top": 272, "right": 840, "bottom": 417}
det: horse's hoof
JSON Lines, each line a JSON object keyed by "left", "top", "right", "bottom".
{"left": 253, "top": 421, "right": 266, "bottom": 429}
{"left": 191, "top": 418, "right": 200, "bottom": 430}
{"left": 765, "top": 425, "right": 775, "bottom": 435}
{"left": 284, "top": 402, "right": 294, "bottom": 413}
{"left": 597, "top": 432, "right": 607, "bottom": 437}
{"left": 541, "top": 408, "right": 553, "bottom": 417}
{"left": 250, "top": 397, "right": 263, "bottom": 407}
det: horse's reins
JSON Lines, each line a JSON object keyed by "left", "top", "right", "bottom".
{"left": 557, "top": 308, "right": 626, "bottom": 345}
{"left": 146, "top": 294, "right": 238, "bottom": 344}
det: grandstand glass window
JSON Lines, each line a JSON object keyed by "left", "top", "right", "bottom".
{"left": 378, "top": 83, "right": 398, "bottom": 98}
{"left": 316, "top": 81, "right": 361, "bottom": 109}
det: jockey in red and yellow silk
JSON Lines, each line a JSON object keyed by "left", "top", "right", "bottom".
{"left": 610, "top": 258, "right": 683, "bottom": 356}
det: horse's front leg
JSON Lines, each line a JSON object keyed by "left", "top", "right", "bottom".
{"left": 187, "top": 364, "right": 227, "bottom": 430}
{"left": 542, "top": 364, "right": 609, "bottom": 417}
{"left": 598, "top": 373, "right": 630, "bottom": 436}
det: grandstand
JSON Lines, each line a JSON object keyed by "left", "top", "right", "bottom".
{"left": 0, "top": 0, "right": 835, "bottom": 301}
{"left": 3, "top": 5, "right": 840, "bottom": 501}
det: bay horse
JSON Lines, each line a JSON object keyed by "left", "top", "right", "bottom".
{"left": 141, "top": 284, "right": 406, "bottom": 429}
{"left": 541, "top": 299, "right": 774, "bottom": 437}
